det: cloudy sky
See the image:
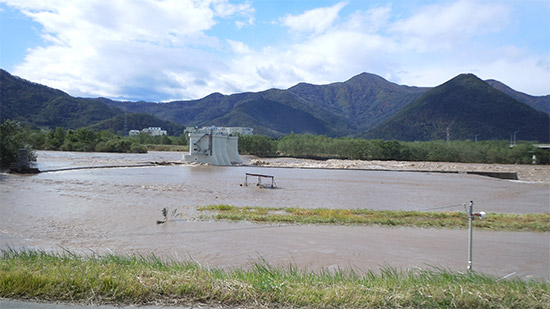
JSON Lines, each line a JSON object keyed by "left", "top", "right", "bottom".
{"left": 1, "top": 0, "right": 549, "bottom": 102}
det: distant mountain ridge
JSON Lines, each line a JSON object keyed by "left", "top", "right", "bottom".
{"left": 484, "top": 79, "right": 550, "bottom": 114}
{"left": 105, "top": 72, "right": 430, "bottom": 136}
{"left": 367, "top": 74, "right": 549, "bottom": 142}
{"left": 1, "top": 68, "right": 548, "bottom": 141}
{"left": 286, "top": 73, "right": 429, "bottom": 131}
{"left": 0, "top": 69, "right": 185, "bottom": 134}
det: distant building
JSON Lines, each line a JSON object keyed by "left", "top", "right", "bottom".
{"left": 183, "top": 126, "right": 243, "bottom": 166}
{"left": 186, "top": 126, "right": 253, "bottom": 136}
{"left": 141, "top": 127, "right": 167, "bottom": 136}
{"left": 129, "top": 127, "right": 168, "bottom": 136}
{"left": 224, "top": 127, "right": 253, "bottom": 136}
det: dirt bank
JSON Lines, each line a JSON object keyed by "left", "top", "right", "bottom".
{"left": 246, "top": 156, "right": 550, "bottom": 183}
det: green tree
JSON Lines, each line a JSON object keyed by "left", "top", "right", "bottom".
{"left": 44, "top": 127, "right": 66, "bottom": 150}
{"left": 239, "top": 135, "right": 276, "bottom": 156}
{"left": 0, "top": 120, "right": 36, "bottom": 169}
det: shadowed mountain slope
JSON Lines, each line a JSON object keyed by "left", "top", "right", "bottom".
{"left": 485, "top": 79, "right": 549, "bottom": 114}
{"left": 366, "top": 74, "right": 549, "bottom": 142}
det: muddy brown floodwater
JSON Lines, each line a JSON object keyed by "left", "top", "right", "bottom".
{"left": 1, "top": 151, "right": 549, "bottom": 280}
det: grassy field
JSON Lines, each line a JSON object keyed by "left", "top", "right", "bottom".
{"left": 198, "top": 205, "right": 550, "bottom": 232}
{"left": 1, "top": 250, "right": 548, "bottom": 308}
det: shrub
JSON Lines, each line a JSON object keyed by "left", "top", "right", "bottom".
{"left": 0, "top": 120, "right": 36, "bottom": 169}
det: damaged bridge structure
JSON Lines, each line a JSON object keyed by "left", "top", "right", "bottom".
{"left": 183, "top": 127, "right": 243, "bottom": 166}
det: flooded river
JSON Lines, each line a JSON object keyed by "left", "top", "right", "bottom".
{"left": 1, "top": 151, "right": 549, "bottom": 280}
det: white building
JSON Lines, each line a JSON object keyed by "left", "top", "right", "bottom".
{"left": 224, "top": 127, "right": 253, "bottom": 136}
{"left": 186, "top": 126, "right": 253, "bottom": 136}
{"left": 183, "top": 127, "right": 242, "bottom": 165}
{"left": 141, "top": 127, "right": 167, "bottom": 136}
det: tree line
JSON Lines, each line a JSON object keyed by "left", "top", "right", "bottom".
{"left": 239, "top": 133, "right": 549, "bottom": 165}
{"left": 0, "top": 120, "right": 189, "bottom": 169}
{"left": 2, "top": 120, "right": 548, "bottom": 170}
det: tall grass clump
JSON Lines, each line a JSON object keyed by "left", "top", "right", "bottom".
{"left": 1, "top": 249, "right": 548, "bottom": 308}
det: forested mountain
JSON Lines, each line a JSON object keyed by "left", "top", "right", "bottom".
{"left": 285, "top": 73, "right": 429, "bottom": 131}
{"left": 0, "top": 69, "right": 122, "bottom": 129}
{"left": 1, "top": 68, "right": 548, "bottom": 141}
{"left": 106, "top": 73, "right": 429, "bottom": 136}
{"left": 367, "top": 74, "right": 550, "bottom": 142}
{"left": 485, "top": 79, "right": 550, "bottom": 114}
{"left": 88, "top": 113, "right": 186, "bottom": 135}
{"left": 0, "top": 69, "right": 184, "bottom": 134}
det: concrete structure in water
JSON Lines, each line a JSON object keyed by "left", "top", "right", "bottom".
{"left": 9, "top": 149, "right": 39, "bottom": 174}
{"left": 183, "top": 127, "right": 249, "bottom": 165}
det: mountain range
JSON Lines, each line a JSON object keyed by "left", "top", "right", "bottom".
{"left": 1, "top": 68, "right": 548, "bottom": 142}
{"left": 367, "top": 74, "right": 549, "bottom": 141}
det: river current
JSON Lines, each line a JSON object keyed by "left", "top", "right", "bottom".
{"left": 1, "top": 151, "right": 548, "bottom": 279}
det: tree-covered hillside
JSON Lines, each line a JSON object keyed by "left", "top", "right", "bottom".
{"left": 104, "top": 73, "right": 430, "bottom": 136}
{"left": 2, "top": 69, "right": 548, "bottom": 142}
{"left": 485, "top": 79, "right": 550, "bottom": 114}
{"left": 0, "top": 69, "right": 122, "bottom": 129}
{"left": 0, "top": 69, "right": 183, "bottom": 132}
{"left": 89, "top": 113, "right": 186, "bottom": 135}
{"left": 367, "top": 74, "right": 550, "bottom": 142}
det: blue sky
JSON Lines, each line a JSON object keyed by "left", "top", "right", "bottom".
{"left": 1, "top": 0, "right": 549, "bottom": 102}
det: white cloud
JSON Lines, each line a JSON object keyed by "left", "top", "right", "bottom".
{"left": 211, "top": 0, "right": 255, "bottom": 28}
{"left": 281, "top": 2, "right": 347, "bottom": 35}
{"left": 389, "top": 0, "right": 510, "bottom": 51}
{"left": 227, "top": 39, "right": 251, "bottom": 54}
{"left": 218, "top": 5, "right": 399, "bottom": 92}
{"left": 5, "top": 0, "right": 253, "bottom": 101}
{"left": 3, "top": 0, "right": 548, "bottom": 101}
{"left": 226, "top": 0, "right": 549, "bottom": 97}
{"left": 342, "top": 6, "right": 391, "bottom": 33}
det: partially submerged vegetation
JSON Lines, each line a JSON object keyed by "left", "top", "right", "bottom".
{"left": 25, "top": 127, "right": 188, "bottom": 153}
{"left": 239, "top": 134, "right": 550, "bottom": 164}
{"left": 198, "top": 205, "right": 550, "bottom": 232}
{"left": 146, "top": 144, "right": 188, "bottom": 152}
{"left": 3, "top": 118, "right": 548, "bottom": 164}
{"left": 0, "top": 120, "right": 36, "bottom": 169}
{"left": 0, "top": 120, "right": 190, "bottom": 156}
{"left": 1, "top": 250, "right": 548, "bottom": 308}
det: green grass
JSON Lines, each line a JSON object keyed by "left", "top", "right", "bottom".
{"left": 198, "top": 205, "right": 550, "bottom": 232}
{"left": 1, "top": 249, "right": 548, "bottom": 308}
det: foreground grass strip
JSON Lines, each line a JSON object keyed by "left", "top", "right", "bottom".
{"left": 1, "top": 250, "right": 548, "bottom": 308}
{"left": 198, "top": 205, "right": 550, "bottom": 232}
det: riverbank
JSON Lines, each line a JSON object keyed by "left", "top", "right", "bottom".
{"left": 247, "top": 156, "right": 550, "bottom": 183}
